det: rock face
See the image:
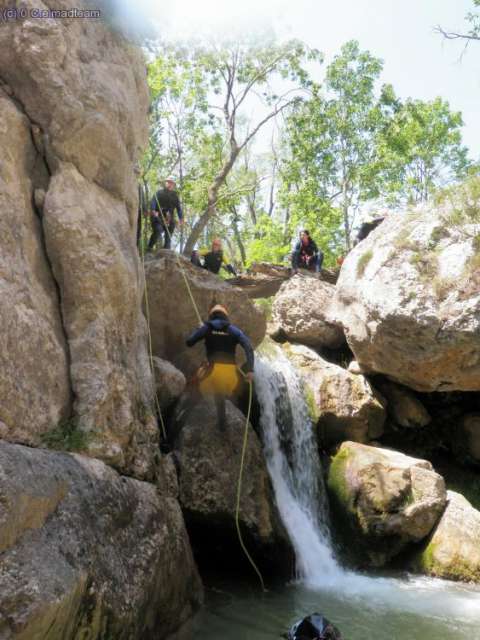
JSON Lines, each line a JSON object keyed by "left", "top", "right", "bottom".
{"left": 271, "top": 275, "right": 345, "bottom": 349}
{"left": 172, "top": 398, "right": 291, "bottom": 573}
{"left": 284, "top": 344, "right": 386, "bottom": 446}
{"left": 375, "top": 379, "right": 431, "bottom": 429}
{"left": 0, "top": 92, "right": 71, "bottom": 443}
{"left": 145, "top": 251, "right": 266, "bottom": 376}
{"left": 413, "top": 491, "right": 480, "bottom": 582}
{"left": 153, "top": 357, "right": 187, "bottom": 409}
{"left": 0, "top": 0, "right": 157, "bottom": 477}
{"left": 333, "top": 199, "right": 480, "bottom": 392}
{"left": 328, "top": 442, "right": 447, "bottom": 566}
{"left": 0, "top": 441, "right": 203, "bottom": 639}
{"left": 227, "top": 262, "right": 339, "bottom": 298}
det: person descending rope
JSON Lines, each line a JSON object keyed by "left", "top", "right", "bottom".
{"left": 147, "top": 175, "right": 183, "bottom": 251}
{"left": 291, "top": 229, "right": 324, "bottom": 274}
{"left": 185, "top": 304, "right": 254, "bottom": 430}
{"left": 191, "top": 238, "right": 237, "bottom": 276}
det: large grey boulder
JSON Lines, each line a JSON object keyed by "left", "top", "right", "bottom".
{"left": 413, "top": 491, "right": 480, "bottom": 583}
{"left": 333, "top": 194, "right": 480, "bottom": 392}
{"left": 0, "top": 1, "right": 157, "bottom": 477}
{"left": 145, "top": 251, "right": 266, "bottom": 377}
{"left": 327, "top": 442, "right": 447, "bottom": 566}
{"left": 0, "top": 92, "right": 71, "bottom": 443}
{"left": 271, "top": 275, "right": 344, "bottom": 349}
{"left": 172, "top": 398, "right": 291, "bottom": 571}
{"left": 283, "top": 344, "right": 386, "bottom": 446}
{"left": 0, "top": 441, "right": 203, "bottom": 639}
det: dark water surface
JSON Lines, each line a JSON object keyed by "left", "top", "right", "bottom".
{"left": 178, "top": 576, "right": 480, "bottom": 640}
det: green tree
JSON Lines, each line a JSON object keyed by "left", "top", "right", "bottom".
{"left": 377, "top": 97, "right": 472, "bottom": 204}
{"left": 280, "top": 41, "right": 391, "bottom": 250}
{"left": 171, "top": 36, "right": 321, "bottom": 255}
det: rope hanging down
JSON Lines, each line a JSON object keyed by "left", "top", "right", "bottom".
{"left": 140, "top": 238, "right": 167, "bottom": 441}
{"left": 149, "top": 211, "right": 266, "bottom": 591}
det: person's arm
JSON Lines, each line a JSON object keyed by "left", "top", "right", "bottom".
{"left": 221, "top": 253, "right": 237, "bottom": 276}
{"left": 186, "top": 323, "right": 209, "bottom": 347}
{"left": 311, "top": 239, "right": 319, "bottom": 256}
{"left": 175, "top": 194, "right": 183, "bottom": 222}
{"left": 228, "top": 325, "right": 254, "bottom": 373}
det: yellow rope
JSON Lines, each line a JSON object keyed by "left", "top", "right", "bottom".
{"left": 151, "top": 202, "right": 266, "bottom": 591}
{"left": 140, "top": 229, "right": 167, "bottom": 441}
{"left": 234, "top": 377, "right": 267, "bottom": 592}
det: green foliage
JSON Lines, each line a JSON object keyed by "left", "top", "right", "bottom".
{"left": 280, "top": 41, "right": 390, "bottom": 250}
{"left": 41, "top": 418, "right": 89, "bottom": 452}
{"left": 247, "top": 214, "right": 291, "bottom": 265}
{"left": 435, "top": 175, "right": 480, "bottom": 227}
{"left": 378, "top": 98, "right": 472, "bottom": 205}
{"left": 142, "top": 36, "right": 473, "bottom": 272}
{"left": 357, "top": 249, "right": 373, "bottom": 276}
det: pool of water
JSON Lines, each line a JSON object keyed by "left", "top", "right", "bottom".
{"left": 180, "top": 575, "right": 480, "bottom": 640}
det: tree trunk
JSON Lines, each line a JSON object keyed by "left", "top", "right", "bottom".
{"left": 183, "top": 147, "right": 239, "bottom": 255}
{"left": 231, "top": 207, "right": 247, "bottom": 265}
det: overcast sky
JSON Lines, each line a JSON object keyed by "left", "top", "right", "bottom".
{"left": 150, "top": 0, "right": 480, "bottom": 157}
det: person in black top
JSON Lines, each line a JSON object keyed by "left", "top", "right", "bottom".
{"left": 291, "top": 230, "right": 324, "bottom": 274}
{"left": 147, "top": 175, "right": 183, "bottom": 250}
{"left": 184, "top": 304, "right": 254, "bottom": 430}
{"left": 190, "top": 238, "right": 237, "bottom": 276}
{"left": 354, "top": 216, "right": 385, "bottom": 246}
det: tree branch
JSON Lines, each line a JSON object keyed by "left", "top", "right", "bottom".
{"left": 435, "top": 25, "right": 480, "bottom": 41}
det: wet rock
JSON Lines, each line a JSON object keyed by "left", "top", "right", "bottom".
{"left": 413, "top": 491, "right": 480, "bottom": 583}
{"left": 333, "top": 194, "right": 480, "bottom": 392}
{"left": 271, "top": 275, "right": 345, "bottom": 349}
{"left": 284, "top": 344, "right": 386, "bottom": 446}
{"left": 328, "top": 442, "right": 447, "bottom": 566}
{"left": 145, "top": 251, "right": 266, "bottom": 377}
{"left": 0, "top": 441, "right": 203, "bottom": 639}
{"left": 172, "top": 398, "right": 291, "bottom": 573}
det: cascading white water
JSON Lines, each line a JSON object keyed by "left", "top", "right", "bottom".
{"left": 255, "top": 345, "right": 480, "bottom": 623}
{"left": 255, "top": 348, "right": 340, "bottom": 583}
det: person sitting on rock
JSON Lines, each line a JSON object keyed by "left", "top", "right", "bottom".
{"left": 190, "top": 238, "right": 237, "bottom": 276}
{"left": 185, "top": 304, "right": 254, "bottom": 430}
{"left": 146, "top": 175, "right": 183, "bottom": 251}
{"left": 291, "top": 230, "right": 323, "bottom": 274}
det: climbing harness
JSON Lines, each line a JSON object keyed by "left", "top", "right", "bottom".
{"left": 154, "top": 218, "right": 266, "bottom": 591}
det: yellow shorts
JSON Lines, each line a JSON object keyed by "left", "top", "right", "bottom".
{"left": 198, "top": 363, "right": 240, "bottom": 396}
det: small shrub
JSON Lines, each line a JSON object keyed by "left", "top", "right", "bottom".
{"left": 356, "top": 249, "right": 373, "bottom": 277}
{"left": 41, "top": 418, "right": 90, "bottom": 452}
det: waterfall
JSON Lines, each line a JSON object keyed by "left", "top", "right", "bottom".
{"left": 255, "top": 345, "right": 342, "bottom": 585}
{"left": 254, "top": 344, "right": 480, "bottom": 622}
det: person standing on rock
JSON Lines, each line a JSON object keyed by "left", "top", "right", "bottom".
{"left": 185, "top": 304, "right": 254, "bottom": 429}
{"left": 291, "top": 230, "right": 323, "bottom": 274}
{"left": 147, "top": 175, "right": 183, "bottom": 251}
